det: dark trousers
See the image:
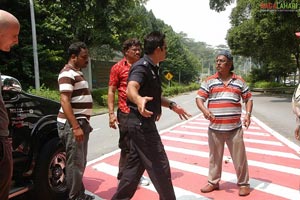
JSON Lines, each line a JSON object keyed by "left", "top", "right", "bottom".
{"left": 0, "top": 136, "right": 12, "bottom": 200}
{"left": 117, "top": 109, "right": 130, "bottom": 180}
{"left": 57, "top": 119, "right": 93, "bottom": 200}
{"left": 112, "top": 112, "right": 176, "bottom": 200}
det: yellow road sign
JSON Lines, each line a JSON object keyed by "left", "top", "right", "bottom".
{"left": 165, "top": 72, "right": 173, "bottom": 81}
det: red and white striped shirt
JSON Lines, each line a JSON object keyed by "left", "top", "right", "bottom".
{"left": 196, "top": 72, "right": 252, "bottom": 131}
{"left": 57, "top": 64, "right": 93, "bottom": 123}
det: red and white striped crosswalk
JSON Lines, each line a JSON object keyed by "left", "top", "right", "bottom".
{"left": 84, "top": 114, "right": 300, "bottom": 200}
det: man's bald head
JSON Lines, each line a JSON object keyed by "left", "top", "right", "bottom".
{"left": 0, "top": 10, "right": 20, "bottom": 52}
{"left": 0, "top": 10, "right": 19, "bottom": 27}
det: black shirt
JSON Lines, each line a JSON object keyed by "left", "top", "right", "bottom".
{"left": 127, "top": 55, "right": 162, "bottom": 119}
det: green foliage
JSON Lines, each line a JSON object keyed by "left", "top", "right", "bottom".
{"left": 91, "top": 88, "right": 109, "bottom": 107}
{"left": 162, "top": 82, "right": 199, "bottom": 96}
{"left": 160, "top": 27, "right": 199, "bottom": 83}
{"left": 7, "top": 0, "right": 300, "bottom": 91}
{"left": 209, "top": 0, "right": 235, "bottom": 12}
{"left": 26, "top": 82, "right": 198, "bottom": 112}
{"left": 249, "top": 67, "right": 271, "bottom": 82}
{"left": 253, "top": 81, "right": 282, "bottom": 88}
{"left": 227, "top": 0, "right": 300, "bottom": 83}
{"left": 27, "top": 84, "right": 60, "bottom": 101}
{"left": 0, "top": 0, "right": 217, "bottom": 89}
{"left": 27, "top": 86, "right": 113, "bottom": 114}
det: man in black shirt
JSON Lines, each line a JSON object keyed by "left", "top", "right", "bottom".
{"left": 112, "top": 31, "right": 191, "bottom": 200}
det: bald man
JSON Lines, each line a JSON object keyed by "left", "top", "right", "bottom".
{"left": 0, "top": 9, "right": 20, "bottom": 200}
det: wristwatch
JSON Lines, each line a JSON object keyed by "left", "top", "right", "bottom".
{"left": 169, "top": 101, "right": 177, "bottom": 110}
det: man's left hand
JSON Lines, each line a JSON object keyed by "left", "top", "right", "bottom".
{"left": 172, "top": 105, "right": 192, "bottom": 120}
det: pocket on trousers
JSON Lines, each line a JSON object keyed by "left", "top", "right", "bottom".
{"left": 57, "top": 122, "right": 65, "bottom": 130}
{"left": 57, "top": 122, "right": 66, "bottom": 141}
{"left": 78, "top": 119, "right": 93, "bottom": 133}
{"left": 128, "top": 122, "right": 143, "bottom": 140}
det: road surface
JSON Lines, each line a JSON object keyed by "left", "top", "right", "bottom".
{"left": 84, "top": 91, "right": 300, "bottom": 200}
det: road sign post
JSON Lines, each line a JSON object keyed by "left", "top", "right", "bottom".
{"left": 165, "top": 72, "right": 173, "bottom": 87}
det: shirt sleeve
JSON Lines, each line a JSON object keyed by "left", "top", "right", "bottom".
{"left": 58, "top": 70, "right": 75, "bottom": 93}
{"left": 108, "top": 64, "right": 119, "bottom": 87}
{"left": 196, "top": 81, "right": 209, "bottom": 102}
{"left": 241, "top": 81, "right": 252, "bottom": 102}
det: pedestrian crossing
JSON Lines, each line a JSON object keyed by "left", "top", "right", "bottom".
{"left": 84, "top": 114, "right": 300, "bottom": 200}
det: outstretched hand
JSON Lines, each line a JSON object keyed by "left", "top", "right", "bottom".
{"left": 172, "top": 105, "right": 192, "bottom": 120}
{"left": 137, "top": 96, "right": 154, "bottom": 118}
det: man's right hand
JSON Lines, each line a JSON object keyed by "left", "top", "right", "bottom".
{"left": 109, "top": 113, "right": 118, "bottom": 129}
{"left": 73, "top": 128, "right": 84, "bottom": 142}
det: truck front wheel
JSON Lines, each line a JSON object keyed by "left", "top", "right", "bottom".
{"left": 33, "top": 137, "right": 67, "bottom": 200}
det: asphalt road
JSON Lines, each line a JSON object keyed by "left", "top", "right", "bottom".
{"left": 251, "top": 92, "right": 298, "bottom": 145}
{"left": 13, "top": 90, "right": 300, "bottom": 200}
{"left": 88, "top": 90, "right": 300, "bottom": 162}
{"left": 88, "top": 90, "right": 201, "bottom": 161}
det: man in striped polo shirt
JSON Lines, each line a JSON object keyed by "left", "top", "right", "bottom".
{"left": 57, "top": 42, "right": 94, "bottom": 200}
{"left": 196, "top": 50, "right": 253, "bottom": 197}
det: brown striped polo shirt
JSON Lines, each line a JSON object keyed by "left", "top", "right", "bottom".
{"left": 57, "top": 64, "right": 93, "bottom": 123}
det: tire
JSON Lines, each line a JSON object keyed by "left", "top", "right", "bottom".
{"left": 33, "top": 137, "right": 67, "bottom": 200}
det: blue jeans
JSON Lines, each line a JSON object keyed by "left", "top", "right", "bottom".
{"left": 57, "top": 119, "right": 93, "bottom": 200}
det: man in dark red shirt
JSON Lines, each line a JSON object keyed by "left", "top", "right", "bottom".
{"left": 107, "top": 38, "right": 149, "bottom": 185}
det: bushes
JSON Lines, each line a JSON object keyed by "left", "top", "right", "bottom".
{"left": 253, "top": 81, "right": 282, "bottom": 88}
{"left": 162, "top": 82, "right": 199, "bottom": 96}
{"left": 27, "top": 86, "right": 109, "bottom": 107}
{"left": 250, "top": 81, "right": 296, "bottom": 94}
{"left": 91, "top": 88, "right": 109, "bottom": 107}
{"left": 27, "top": 82, "right": 199, "bottom": 110}
{"left": 27, "top": 85, "right": 60, "bottom": 101}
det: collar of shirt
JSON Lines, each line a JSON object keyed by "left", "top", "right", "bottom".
{"left": 120, "top": 57, "right": 130, "bottom": 67}
{"left": 64, "top": 64, "right": 83, "bottom": 75}
{"left": 143, "top": 55, "right": 160, "bottom": 77}
{"left": 212, "top": 72, "right": 238, "bottom": 80}
{"left": 144, "top": 55, "right": 160, "bottom": 68}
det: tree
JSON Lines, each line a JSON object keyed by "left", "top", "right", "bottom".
{"left": 1, "top": 0, "right": 149, "bottom": 88}
{"left": 226, "top": 0, "right": 300, "bottom": 82}
{"left": 209, "top": 0, "right": 235, "bottom": 12}
{"left": 0, "top": 0, "right": 208, "bottom": 89}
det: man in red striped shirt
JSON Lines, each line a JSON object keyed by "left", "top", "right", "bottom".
{"left": 196, "top": 50, "right": 253, "bottom": 197}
